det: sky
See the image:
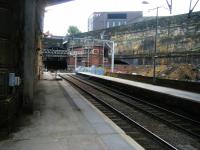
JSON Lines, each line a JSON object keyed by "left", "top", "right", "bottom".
{"left": 43, "top": 0, "right": 200, "bottom": 36}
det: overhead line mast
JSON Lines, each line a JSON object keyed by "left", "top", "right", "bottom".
{"left": 188, "top": 0, "right": 200, "bottom": 17}
{"left": 165, "top": 0, "right": 172, "bottom": 14}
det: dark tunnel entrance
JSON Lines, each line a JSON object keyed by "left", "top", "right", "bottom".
{"left": 43, "top": 57, "right": 67, "bottom": 70}
{"left": 42, "top": 37, "right": 68, "bottom": 70}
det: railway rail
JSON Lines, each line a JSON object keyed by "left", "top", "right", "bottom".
{"left": 60, "top": 74, "right": 200, "bottom": 150}
{"left": 74, "top": 74, "right": 200, "bottom": 138}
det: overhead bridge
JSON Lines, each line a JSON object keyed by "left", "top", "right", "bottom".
{"left": 43, "top": 49, "right": 68, "bottom": 57}
{"left": 42, "top": 49, "right": 69, "bottom": 70}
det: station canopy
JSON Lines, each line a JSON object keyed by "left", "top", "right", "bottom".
{"left": 46, "top": 0, "right": 74, "bottom": 6}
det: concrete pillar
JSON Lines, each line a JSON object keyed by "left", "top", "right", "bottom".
{"left": 23, "top": 0, "right": 36, "bottom": 111}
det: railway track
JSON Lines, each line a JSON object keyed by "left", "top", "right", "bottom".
{"left": 74, "top": 74, "right": 200, "bottom": 139}
{"left": 60, "top": 74, "right": 200, "bottom": 150}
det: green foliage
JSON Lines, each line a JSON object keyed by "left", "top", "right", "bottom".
{"left": 67, "top": 26, "right": 81, "bottom": 35}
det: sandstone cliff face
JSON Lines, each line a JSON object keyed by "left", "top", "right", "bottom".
{"left": 68, "top": 11, "right": 200, "bottom": 57}
{"left": 111, "top": 18, "right": 200, "bottom": 56}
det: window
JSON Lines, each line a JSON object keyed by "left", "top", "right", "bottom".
{"left": 77, "top": 57, "right": 82, "bottom": 63}
{"left": 124, "top": 21, "right": 127, "bottom": 25}
{"left": 113, "top": 21, "right": 115, "bottom": 27}
{"left": 107, "top": 13, "right": 127, "bottom": 19}
{"left": 118, "top": 21, "right": 121, "bottom": 26}
{"left": 107, "top": 22, "right": 109, "bottom": 28}
{"left": 93, "top": 49, "right": 98, "bottom": 54}
{"left": 95, "top": 13, "right": 101, "bottom": 17}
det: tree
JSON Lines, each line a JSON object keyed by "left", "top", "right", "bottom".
{"left": 67, "top": 26, "right": 81, "bottom": 35}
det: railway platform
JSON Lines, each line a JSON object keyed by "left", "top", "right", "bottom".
{"left": 0, "top": 72, "right": 142, "bottom": 150}
{"left": 77, "top": 72, "right": 200, "bottom": 117}
{"left": 78, "top": 72, "right": 200, "bottom": 102}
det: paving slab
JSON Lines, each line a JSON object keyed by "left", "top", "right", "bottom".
{"left": 0, "top": 72, "right": 143, "bottom": 150}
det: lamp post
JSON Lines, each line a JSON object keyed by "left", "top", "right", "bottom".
{"left": 111, "top": 41, "right": 115, "bottom": 73}
{"left": 153, "top": 7, "right": 159, "bottom": 83}
{"left": 71, "top": 39, "right": 76, "bottom": 72}
{"left": 142, "top": 1, "right": 172, "bottom": 83}
{"left": 75, "top": 52, "right": 77, "bottom": 72}
{"left": 100, "top": 31, "right": 115, "bottom": 72}
{"left": 102, "top": 42, "right": 105, "bottom": 69}
{"left": 144, "top": 6, "right": 159, "bottom": 83}
{"left": 87, "top": 48, "right": 90, "bottom": 67}
{"left": 98, "top": 40, "right": 115, "bottom": 72}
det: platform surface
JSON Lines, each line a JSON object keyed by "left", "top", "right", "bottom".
{"left": 0, "top": 72, "right": 142, "bottom": 150}
{"left": 79, "top": 72, "right": 200, "bottom": 103}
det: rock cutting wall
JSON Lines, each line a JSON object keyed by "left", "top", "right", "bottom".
{"left": 68, "top": 11, "right": 200, "bottom": 65}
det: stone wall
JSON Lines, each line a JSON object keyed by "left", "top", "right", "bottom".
{"left": 67, "top": 11, "right": 200, "bottom": 65}
{"left": 112, "top": 21, "right": 200, "bottom": 55}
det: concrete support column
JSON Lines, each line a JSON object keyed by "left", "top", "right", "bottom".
{"left": 23, "top": 0, "right": 36, "bottom": 111}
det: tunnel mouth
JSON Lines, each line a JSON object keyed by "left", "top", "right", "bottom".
{"left": 43, "top": 46, "right": 68, "bottom": 70}
{"left": 114, "top": 60, "right": 129, "bottom": 65}
{"left": 43, "top": 59, "right": 67, "bottom": 70}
